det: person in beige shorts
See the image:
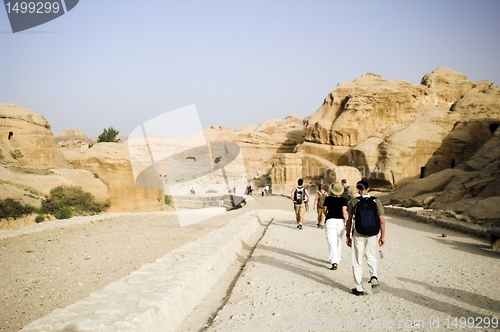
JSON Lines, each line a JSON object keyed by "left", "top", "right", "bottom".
{"left": 290, "top": 179, "right": 310, "bottom": 229}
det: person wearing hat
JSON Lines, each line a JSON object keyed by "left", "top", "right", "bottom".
{"left": 321, "top": 182, "right": 349, "bottom": 270}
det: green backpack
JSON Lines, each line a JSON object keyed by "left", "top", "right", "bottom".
{"left": 341, "top": 186, "right": 351, "bottom": 202}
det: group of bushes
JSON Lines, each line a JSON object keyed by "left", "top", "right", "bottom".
{"left": 0, "top": 198, "right": 35, "bottom": 220}
{"left": 0, "top": 185, "right": 111, "bottom": 223}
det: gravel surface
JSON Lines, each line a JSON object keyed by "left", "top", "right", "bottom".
{"left": 207, "top": 207, "right": 500, "bottom": 332}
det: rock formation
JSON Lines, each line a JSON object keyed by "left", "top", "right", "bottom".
{"left": 0, "top": 103, "right": 68, "bottom": 167}
{"left": 60, "top": 142, "right": 165, "bottom": 213}
{"left": 303, "top": 68, "right": 500, "bottom": 190}
{"left": 55, "top": 128, "right": 91, "bottom": 147}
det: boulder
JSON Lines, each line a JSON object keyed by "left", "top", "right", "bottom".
{"left": 390, "top": 168, "right": 466, "bottom": 204}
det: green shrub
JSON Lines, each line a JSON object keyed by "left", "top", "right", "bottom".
{"left": 206, "top": 189, "right": 217, "bottom": 193}
{"left": 0, "top": 198, "right": 35, "bottom": 220}
{"left": 164, "top": 195, "right": 172, "bottom": 205}
{"left": 41, "top": 185, "right": 111, "bottom": 219}
{"left": 35, "top": 215, "right": 44, "bottom": 223}
{"left": 97, "top": 127, "right": 120, "bottom": 143}
{"left": 93, "top": 173, "right": 99, "bottom": 178}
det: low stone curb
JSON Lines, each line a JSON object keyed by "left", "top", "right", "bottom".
{"left": 385, "top": 206, "right": 489, "bottom": 238}
{"left": 20, "top": 210, "right": 277, "bottom": 332}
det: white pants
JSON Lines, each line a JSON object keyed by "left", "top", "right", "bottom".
{"left": 325, "top": 218, "right": 345, "bottom": 264}
{"left": 351, "top": 230, "right": 378, "bottom": 292}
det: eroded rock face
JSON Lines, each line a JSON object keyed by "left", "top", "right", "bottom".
{"left": 204, "top": 115, "right": 306, "bottom": 184}
{"left": 389, "top": 126, "right": 500, "bottom": 222}
{"left": 303, "top": 68, "right": 500, "bottom": 190}
{"left": 305, "top": 73, "right": 433, "bottom": 147}
{"left": 0, "top": 103, "right": 68, "bottom": 168}
{"left": 61, "top": 142, "right": 165, "bottom": 213}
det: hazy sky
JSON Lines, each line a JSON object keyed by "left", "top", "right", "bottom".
{"left": 1, "top": 1, "right": 499, "bottom": 138}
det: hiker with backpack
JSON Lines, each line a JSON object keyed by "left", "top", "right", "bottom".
{"left": 290, "top": 179, "right": 310, "bottom": 229}
{"left": 341, "top": 179, "right": 352, "bottom": 202}
{"left": 322, "top": 182, "right": 348, "bottom": 270}
{"left": 313, "top": 184, "right": 328, "bottom": 228}
{"left": 345, "top": 180, "right": 386, "bottom": 296}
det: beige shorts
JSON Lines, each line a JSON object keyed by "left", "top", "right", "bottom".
{"left": 294, "top": 203, "right": 305, "bottom": 221}
{"left": 316, "top": 207, "right": 326, "bottom": 222}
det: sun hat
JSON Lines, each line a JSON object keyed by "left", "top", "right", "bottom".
{"left": 330, "top": 182, "right": 344, "bottom": 196}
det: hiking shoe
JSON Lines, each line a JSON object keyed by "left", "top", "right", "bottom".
{"left": 369, "top": 276, "right": 380, "bottom": 294}
{"left": 351, "top": 288, "right": 365, "bottom": 296}
{"left": 330, "top": 263, "right": 338, "bottom": 270}
{"left": 297, "top": 224, "right": 303, "bottom": 229}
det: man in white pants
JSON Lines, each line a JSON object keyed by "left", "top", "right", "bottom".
{"left": 345, "top": 180, "right": 386, "bottom": 296}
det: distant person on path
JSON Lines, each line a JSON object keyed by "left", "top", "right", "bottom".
{"left": 341, "top": 179, "right": 353, "bottom": 202}
{"left": 290, "top": 179, "right": 310, "bottom": 230}
{"left": 245, "top": 185, "right": 252, "bottom": 195}
{"left": 322, "top": 182, "right": 348, "bottom": 270}
{"left": 313, "top": 184, "right": 328, "bottom": 228}
{"left": 345, "top": 180, "right": 386, "bottom": 296}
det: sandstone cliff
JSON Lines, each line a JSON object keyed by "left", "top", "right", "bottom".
{"left": 303, "top": 68, "right": 500, "bottom": 190}
{"left": 0, "top": 103, "right": 68, "bottom": 167}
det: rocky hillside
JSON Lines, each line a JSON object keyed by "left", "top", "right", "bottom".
{"left": 299, "top": 67, "right": 500, "bottom": 224}
{"left": 1, "top": 67, "right": 499, "bottom": 227}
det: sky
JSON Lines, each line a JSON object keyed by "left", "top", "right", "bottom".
{"left": 1, "top": 0, "right": 499, "bottom": 138}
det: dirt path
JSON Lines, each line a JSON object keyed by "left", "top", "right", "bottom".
{"left": 0, "top": 195, "right": 292, "bottom": 332}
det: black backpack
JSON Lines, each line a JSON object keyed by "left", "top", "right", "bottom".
{"left": 354, "top": 196, "right": 380, "bottom": 236}
{"left": 294, "top": 187, "right": 305, "bottom": 204}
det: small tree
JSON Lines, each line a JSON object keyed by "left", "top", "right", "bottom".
{"left": 97, "top": 127, "right": 120, "bottom": 143}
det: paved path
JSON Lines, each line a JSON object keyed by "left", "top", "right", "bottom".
{"left": 207, "top": 206, "right": 500, "bottom": 332}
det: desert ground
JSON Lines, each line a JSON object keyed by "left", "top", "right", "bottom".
{"left": 1, "top": 195, "right": 499, "bottom": 331}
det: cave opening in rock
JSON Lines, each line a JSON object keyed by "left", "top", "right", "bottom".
{"left": 489, "top": 123, "right": 499, "bottom": 134}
